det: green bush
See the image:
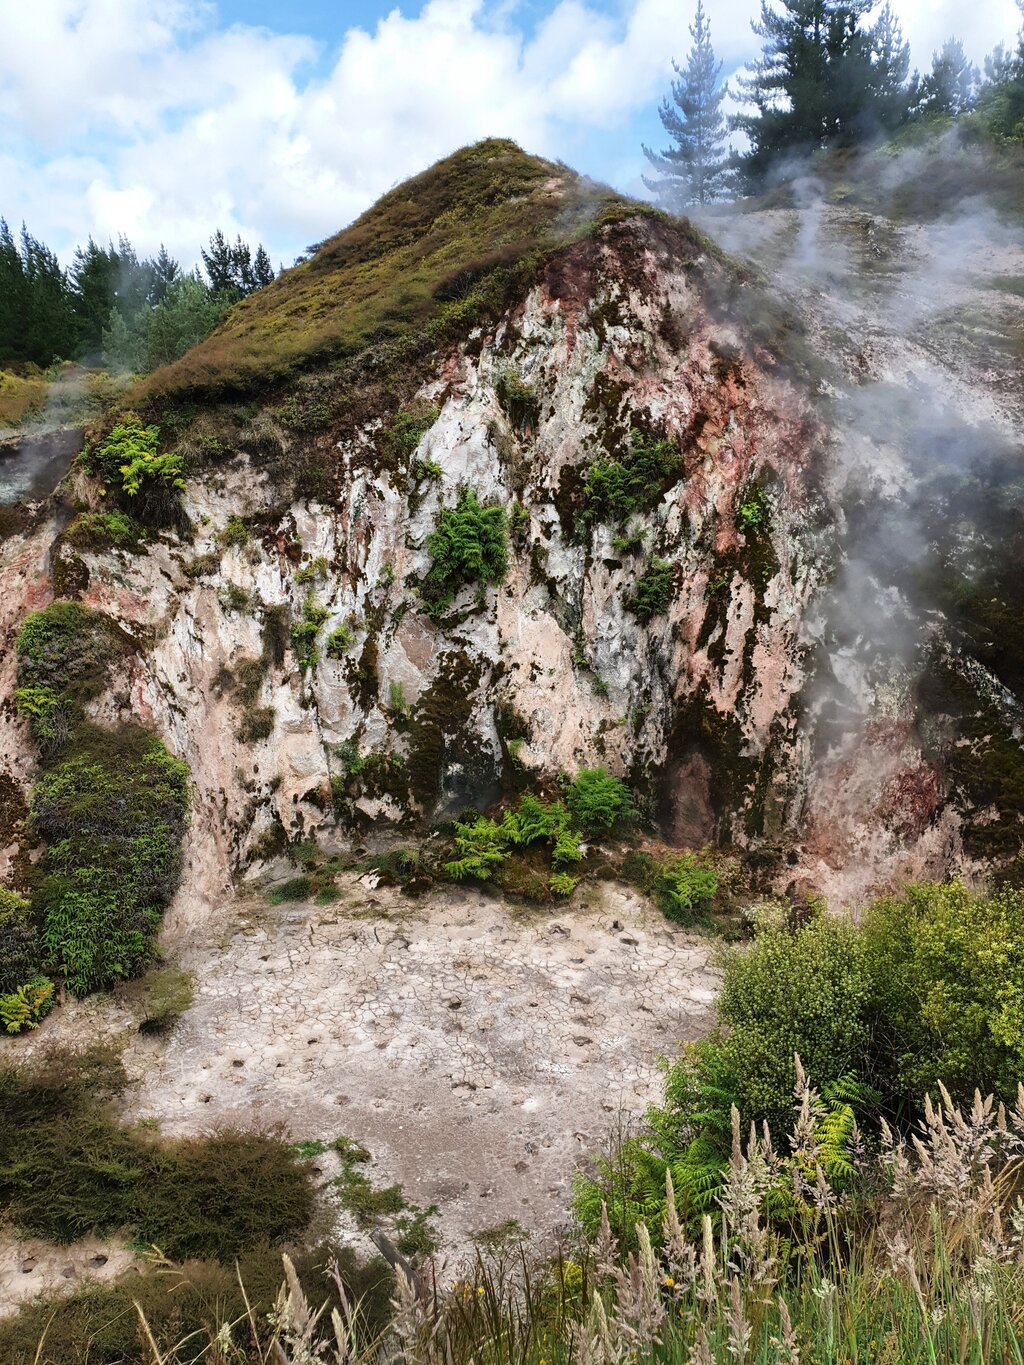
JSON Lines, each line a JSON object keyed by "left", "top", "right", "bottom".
{"left": 16, "top": 601, "right": 118, "bottom": 705}
{"left": 326, "top": 621, "right": 357, "bottom": 657}
{"left": 237, "top": 705, "right": 276, "bottom": 742}
{"left": 381, "top": 401, "right": 440, "bottom": 463}
{"left": 495, "top": 369, "right": 539, "bottom": 435}
{"left": 66, "top": 509, "right": 143, "bottom": 550}
{"left": 138, "top": 967, "right": 194, "bottom": 1033}
{"left": 0, "top": 977, "right": 54, "bottom": 1034}
{"left": 658, "top": 852, "right": 719, "bottom": 921}
{"left": 444, "top": 792, "right": 586, "bottom": 882}
{"left": 219, "top": 513, "right": 249, "bottom": 547}
{"left": 564, "top": 767, "right": 634, "bottom": 836}
{"left": 13, "top": 686, "right": 75, "bottom": 752}
{"left": 715, "top": 906, "right": 870, "bottom": 1136}
{"left": 0, "top": 1243, "right": 392, "bottom": 1365}
{"left": 290, "top": 596, "right": 329, "bottom": 671}
{"left": 628, "top": 558, "right": 675, "bottom": 621}
{"left": 581, "top": 431, "right": 680, "bottom": 526}
{"left": 421, "top": 488, "right": 509, "bottom": 617}
{"left": 443, "top": 816, "right": 510, "bottom": 881}
{"left": 32, "top": 730, "right": 191, "bottom": 996}
{"left": 861, "top": 881, "right": 1024, "bottom": 1106}
{"left": 83, "top": 413, "right": 185, "bottom": 499}
{"left": 0, "top": 889, "right": 39, "bottom": 995}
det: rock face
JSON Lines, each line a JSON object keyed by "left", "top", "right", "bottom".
{"left": 2, "top": 141, "right": 1023, "bottom": 910}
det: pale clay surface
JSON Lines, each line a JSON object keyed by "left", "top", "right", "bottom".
{"left": 0, "top": 876, "right": 719, "bottom": 1307}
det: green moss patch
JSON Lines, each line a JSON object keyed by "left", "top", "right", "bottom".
{"left": 32, "top": 728, "right": 190, "bottom": 996}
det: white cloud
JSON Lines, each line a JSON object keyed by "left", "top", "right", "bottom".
{"left": 0, "top": 0, "right": 1020, "bottom": 269}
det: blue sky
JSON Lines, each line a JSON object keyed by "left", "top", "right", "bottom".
{"left": 0, "top": 0, "right": 1019, "bottom": 271}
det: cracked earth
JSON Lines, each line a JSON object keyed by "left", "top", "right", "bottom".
{"left": 3, "top": 874, "right": 719, "bottom": 1306}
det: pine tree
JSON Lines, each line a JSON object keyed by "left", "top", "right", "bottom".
{"left": 17, "top": 226, "right": 75, "bottom": 366}
{"left": 920, "top": 38, "right": 979, "bottom": 116}
{"left": 733, "top": 0, "right": 877, "bottom": 185}
{"left": 0, "top": 219, "right": 28, "bottom": 364}
{"left": 70, "top": 238, "right": 118, "bottom": 361}
{"left": 978, "top": 2, "right": 1024, "bottom": 140}
{"left": 864, "top": 3, "right": 913, "bottom": 133}
{"left": 202, "top": 229, "right": 237, "bottom": 296}
{"left": 642, "top": 1, "right": 730, "bottom": 207}
{"left": 252, "top": 244, "right": 275, "bottom": 290}
{"left": 151, "top": 245, "right": 181, "bottom": 305}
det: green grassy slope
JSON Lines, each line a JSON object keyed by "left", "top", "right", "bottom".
{"left": 135, "top": 139, "right": 640, "bottom": 401}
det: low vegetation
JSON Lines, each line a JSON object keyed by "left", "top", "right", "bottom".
{"left": 33, "top": 728, "right": 190, "bottom": 995}
{"left": 0, "top": 1046, "right": 314, "bottom": 1259}
{"left": 420, "top": 487, "right": 509, "bottom": 618}
{"left": 13, "top": 600, "right": 192, "bottom": 1002}
{"left": 131, "top": 140, "right": 639, "bottom": 399}
{"left": 80, "top": 412, "right": 185, "bottom": 526}
{"left": 444, "top": 770, "right": 632, "bottom": 895}
{"left": 628, "top": 557, "right": 676, "bottom": 621}
{"left": 581, "top": 431, "right": 681, "bottom": 527}
{"left": 577, "top": 881, "right": 1024, "bottom": 1243}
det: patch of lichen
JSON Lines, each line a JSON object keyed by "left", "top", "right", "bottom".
{"left": 131, "top": 140, "right": 634, "bottom": 401}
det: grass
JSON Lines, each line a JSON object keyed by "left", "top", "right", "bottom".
{"left": 0, "top": 1046, "right": 314, "bottom": 1261}
{"left": 130, "top": 139, "right": 644, "bottom": 400}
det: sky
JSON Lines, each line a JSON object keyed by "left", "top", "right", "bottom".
{"left": 0, "top": 0, "right": 1020, "bottom": 272}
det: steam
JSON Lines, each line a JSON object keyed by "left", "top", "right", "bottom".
{"left": 692, "top": 143, "right": 1024, "bottom": 823}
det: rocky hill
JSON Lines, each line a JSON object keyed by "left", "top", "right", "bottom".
{"left": 2, "top": 136, "right": 1023, "bottom": 918}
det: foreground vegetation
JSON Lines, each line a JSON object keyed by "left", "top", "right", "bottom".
{"left": 7, "top": 1055, "right": 1024, "bottom": 1363}
{"left": 4, "top": 880, "right": 1024, "bottom": 1363}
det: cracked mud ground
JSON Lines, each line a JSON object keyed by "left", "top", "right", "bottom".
{"left": 7, "top": 874, "right": 718, "bottom": 1299}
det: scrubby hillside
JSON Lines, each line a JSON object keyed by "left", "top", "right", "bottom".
{"left": 4, "top": 137, "right": 1023, "bottom": 929}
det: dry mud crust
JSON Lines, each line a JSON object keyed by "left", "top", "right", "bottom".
{"left": 96, "top": 876, "right": 718, "bottom": 1256}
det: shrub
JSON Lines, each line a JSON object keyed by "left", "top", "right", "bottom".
{"left": 658, "top": 852, "right": 719, "bottom": 921}
{"left": 237, "top": 705, "right": 276, "bottom": 742}
{"left": 33, "top": 730, "right": 191, "bottom": 996}
{"left": 15, "top": 601, "right": 118, "bottom": 705}
{"left": 290, "top": 596, "right": 329, "bottom": 671}
{"left": 65, "top": 509, "right": 143, "bottom": 550}
{"left": 326, "top": 622, "right": 357, "bottom": 657}
{"left": 861, "top": 880, "right": 1024, "bottom": 1106}
{"left": 0, "top": 1049, "right": 314, "bottom": 1259}
{"left": 381, "top": 401, "right": 440, "bottom": 464}
{"left": 138, "top": 967, "right": 194, "bottom": 1033}
{"left": 219, "top": 513, "right": 249, "bottom": 547}
{"left": 0, "top": 1243, "right": 392, "bottom": 1365}
{"left": 737, "top": 485, "right": 767, "bottom": 531}
{"left": 139, "top": 1130, "right": 314, "bottom": 1262}
{"left": 0, "top": 977, "right": 54, "bottom": 1034}
{"left": 14, "top": 685, "right": 75, "bottom": 752}
{"left": 549, "top": 871, "right": 581, "bottom": 897}
{"left": 564, "top": 767, "right": 634, "bottom": 836}
{"left": 715, "top": 906, "right": 870, "bottom": 1137}
{"left": 628, "top": 558, "right": 675, "bottom": 621}
{"left": 443, "top": 817, "right": 510, "bottom": 881}
{"left": 421, "top": 489, "right": 509, "bottom": 617}
{"left": 295, "top": 555, "right": 329, "bottom": 584}
{"left": 262, "top": 601, "right": 291, "bottom": 665}
{"left": 581, "top": 431, "right": 680, "bottom": 526}
{"left": 444, "top": 792, "right": 586, "bottom": 882}
{"left": 495, "top": 369, "right": 539, "bottom": 435}
{"left": 0, "top": 889, "right": 40, "bottom": 996}
{"left": 83, "top": 413, "right": 185, "bottom": 498}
